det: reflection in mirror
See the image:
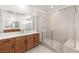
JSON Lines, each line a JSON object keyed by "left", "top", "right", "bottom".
{"left": 20, "top": 15, "right": 35, "bottom": 32}
{"left": 0, "top": 10, "right": 35, "bottom": 33}
{"left": 2, "top": 11, "right": 17, "bottom": 29}
{"left": 26, "top": 15, "right": 34, "bottom": 31}
{"left": 12, "top": 21, "right": 19, "bottom": 28}
{"left": 2, "top": 10, "right": 20, "bottom": 33}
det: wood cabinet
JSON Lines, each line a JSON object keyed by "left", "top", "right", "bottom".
{"left": 25, "top": 35, "right": 34, "bottom": 50}
{"left": 33, "top": 33, "right": 40, "bottom": 47}
{"left": 25, "top": 33, "right": 40, "bottom": 50}
{"left": 4, "top": 29, "right": 20, "bottom": 33}
{"left": 0, "top": 38, "right": 14, "bottom": 53}
{"left": 14, "top": 36, "right": 26, "bottom": 53}
{"left": 0, "top": 33, "right": 40, "bottom": 53}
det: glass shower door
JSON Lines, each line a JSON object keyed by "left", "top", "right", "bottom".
{"left": 42, "top": 14, "right": 52, "bottom": 48}
{"left": 50, "top": 6, "right": 75, "bottom": 52}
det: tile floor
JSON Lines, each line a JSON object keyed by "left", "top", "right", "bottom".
{"left": 25, "top": 45, "right": 55, "bottom": 53}
{"left": 44, "top": 39, "right": 63, "bottom": 52}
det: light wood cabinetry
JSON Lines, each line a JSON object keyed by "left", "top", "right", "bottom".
{"left": 14, "top": 36, "right": 26, "bottom": 53}
{"left": 4, "top": 29, "right": 20, "bottom": 33}
{"left": 25, "top": 35, "right": 34, "bottom": 50}
{"left": 25, "top": 33, "right": 40, "bottom": 50}
{"left": 0, "top": 38, "right": 15, "bottom": 53}
{"left": 33, "top": 33, "right": 40, "bottom": 47}
{"left": 0, "top": 33, "right": 40, "bottom": 53}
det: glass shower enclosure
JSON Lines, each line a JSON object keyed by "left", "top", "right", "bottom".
{"left": 36, "top": 6, "right": 79, "bottom": 53}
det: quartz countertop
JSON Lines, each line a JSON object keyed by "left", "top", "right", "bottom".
{"left": 0, "top": 31, "right": 39, "bottom": 40}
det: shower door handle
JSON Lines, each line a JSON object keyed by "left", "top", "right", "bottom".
{"left": 51, "top": 31, "right": 53, "bottom": 45}
{"left": 51, "top": 31, "right": 53, "bottom": 40}
{"left": 41, "top": 32, "right": 44, "bottom": 45}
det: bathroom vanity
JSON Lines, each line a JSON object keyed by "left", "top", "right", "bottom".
{"left": 0, "top": 31, "right": 40, "bottom": 53}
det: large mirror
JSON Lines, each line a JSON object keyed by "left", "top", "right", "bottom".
{"left": 0, "top": 10, "right": 35, "bottom": 33}
{"left": 2, "top": 11, "right": 20, "bottom": 29}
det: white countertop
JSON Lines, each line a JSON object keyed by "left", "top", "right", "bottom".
{"left": 0, "top": 31, "right": 39, "bottom": 40}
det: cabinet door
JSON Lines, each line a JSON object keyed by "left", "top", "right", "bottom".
{"left": 0, "top": 39, "right": 14, "bottom": 53}
{"left": 33, "top": 33, "right": 40, "bottom": 46}
{"left": 15, "top": 36, "right": 26, "bottom": 53}
{"left": 26, "top": 35, "right": 34, "bottom": 50}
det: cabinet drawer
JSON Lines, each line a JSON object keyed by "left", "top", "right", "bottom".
{"left": 0, "top": 38, "right": 15, "bottom": 44}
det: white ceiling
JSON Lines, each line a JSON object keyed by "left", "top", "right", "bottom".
{"left": 0, "top": 5, "right": 35, "bottom": 15}
{"left": 0, "top": 5, "right": 72, "bottom": 14}
{"left": 29, "top": 5, "right": 72, "bottom": 13}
